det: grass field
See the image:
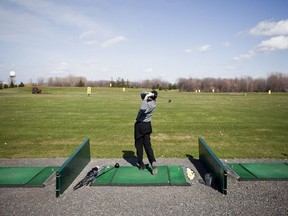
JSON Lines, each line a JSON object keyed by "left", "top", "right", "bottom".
{"left": 0, "top": 87, "right": 287, "bottom": 159}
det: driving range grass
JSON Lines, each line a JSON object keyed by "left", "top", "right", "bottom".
{"left": 0, "top": 87, "right": 287, "bottom": 159}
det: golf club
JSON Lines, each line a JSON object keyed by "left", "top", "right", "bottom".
{"left": 158, "top": 96, "right": 172, "bottom": 103}
{"left": 73, "top": 163, "right": 120, "bottom": 190}
{"left": 97, "top": 163, "right": 120, "bottom": 178}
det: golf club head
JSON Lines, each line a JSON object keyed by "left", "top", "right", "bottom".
{"left": 158, "top": 96, "right": 172, "bottom": 103}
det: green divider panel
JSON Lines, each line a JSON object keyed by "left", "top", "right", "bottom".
{"left": 56, "top": 138, "right": 91, "bottom": 197}
{"left": 198, "top": 137, "right": 227, "bottom": 195}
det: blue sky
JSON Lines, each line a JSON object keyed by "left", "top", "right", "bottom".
{"left": 0, "top": 0, "right": 288, "bottom": 84}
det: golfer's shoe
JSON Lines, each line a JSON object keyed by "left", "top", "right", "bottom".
{"left": 139, "top": 163, "right": 146, "bottom": 170}
{"left": 152, "top": 162, "right": 158, "bottom": 175}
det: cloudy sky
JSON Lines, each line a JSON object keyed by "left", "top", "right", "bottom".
{"left": 0, "top": 0, "right": 288, "bottom": 84}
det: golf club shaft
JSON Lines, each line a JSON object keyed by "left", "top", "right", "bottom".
{"left": 97, "top": 163, "right": 119, "bottom": 178}
{"left": 158, "top": 96, "right": 172, "bottom": 101}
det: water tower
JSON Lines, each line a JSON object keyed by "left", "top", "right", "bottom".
{"left": 9, "top": 71, "right": 16, "bottom": 85}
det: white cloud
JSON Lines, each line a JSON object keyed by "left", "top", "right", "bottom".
{"left": 249, "top": 19, "right": 288, "bottom": 36}
{"left": 233, "top": 50, "right": 255, "bottom": 61}
{"left": 184, "top": 48, "right": 192, "bottom": 54}
{"left": 85, "top": 40, "right": 98, "bottom": 46}
{"left": 234, "top": 19, "right": 288, "bottom": 61}
{"left": 257, "top": 35, "right": 288, "bottom": 52}
{"left": 0, "top": 6, "right": 53, "bottom": 43}
{"left": 80, "top": 30, "right": 96, "bottom": 39}
{"left": 6, "top": 0, "right": 108, "bottom": 35}
{"left": 101, "top": 36, "right": 127, "bottom": 48}
{"left": 197, "top": 44, "right": 211, "bottom": 52}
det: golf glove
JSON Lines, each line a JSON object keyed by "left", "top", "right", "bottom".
{"left": 144, "top": 92, "right": 154, "bottom": 100}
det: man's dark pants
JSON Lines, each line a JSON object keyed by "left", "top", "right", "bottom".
{"left": 134, "top": 121, "right": 156, "bottom": 165}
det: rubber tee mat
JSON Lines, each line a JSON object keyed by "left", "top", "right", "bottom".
{"left": 92, "top": 165, "right": 190, "bottom": 186}
{"left": 0, "top": 166, "right": 58, "bottom": 187}
{"left": 226, "top": 163, "right": 288, "bottom": 180}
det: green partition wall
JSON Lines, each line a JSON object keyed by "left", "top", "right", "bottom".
{"left": 56, "top": 138, "right": 91, "bottom": 197}
{"left": 198, "top": 137, "right": 227, "bottom": 195}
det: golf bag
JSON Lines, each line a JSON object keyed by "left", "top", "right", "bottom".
{"left": 73, "top": 166, "right": 100, "bottom": 190}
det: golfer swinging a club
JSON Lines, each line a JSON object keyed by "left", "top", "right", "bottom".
{"left": 134, "top": 90, "right": 158, "bottom": 175}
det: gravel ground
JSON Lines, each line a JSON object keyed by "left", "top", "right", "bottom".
{"left": 0, "top": 158, "right": 287, "bottom": 216}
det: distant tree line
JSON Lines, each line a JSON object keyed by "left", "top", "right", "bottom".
{"left": 0, "top": 81, "right": 25, "bottom": 89}
{"left": 2, "top": 72, "right": 287, "bottom": 92}
{"left": 36, "top": 76, "right": 177, "bottom": 90}
{"left": 37, "top": 75, "right": 88, "bottom": 87}
{"left": 38, "top": 73, "right": 287, "bottom": 92}
{"left": 178, "top": 73, "right": 288, "bottom": 92}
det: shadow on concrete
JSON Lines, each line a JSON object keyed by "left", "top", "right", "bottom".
{"left": 122, "top": 150, "right": 138, "bottom": 167}
{"left": 186, "top": 154, "right": 220, "bottom": 191}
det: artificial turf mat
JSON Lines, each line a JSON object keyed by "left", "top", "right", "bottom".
{"left": 226, "top": 163, "right": 288, "bottom": 180}
{"left": 92, "top": 165, "right": 190, "bottom": 186}
{"left": 0, "top": 166, "right": 58, "bottom": 187}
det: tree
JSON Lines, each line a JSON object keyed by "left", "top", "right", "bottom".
{"left": 9, "top": 81, "right": 15, "bottom": 88}
{"left": 253, "top": 78, "right": 266, "bottom": 92}
{"left": 19, "top": 82, "right": 25, "bottom": 87}
{"left": 266, "top": 73, "right": 288, "bottom": 92}
{"left": 76, "top": 79, "right": 85, "bottom": 87}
